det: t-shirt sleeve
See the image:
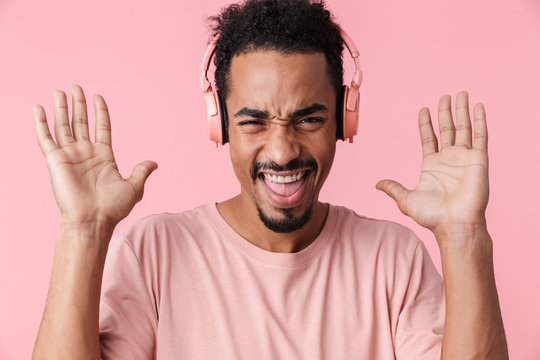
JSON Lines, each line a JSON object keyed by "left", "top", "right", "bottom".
{"left": 394, "top": 240, "right": 445, "bottom": 360}
{"left": 99, "top": 233, "right": 158, "bottom": 359}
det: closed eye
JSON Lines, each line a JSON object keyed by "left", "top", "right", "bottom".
{"left": 295, "top": 116, "right": 326, "bottom": 131}
{"left": 238, "top": 120, "right": 265, "bottom": 126}
{"left": 299, "top": 117, "right": 323, "bottom": 123}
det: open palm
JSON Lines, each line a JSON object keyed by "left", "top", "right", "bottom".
{"left": 34, "top": 85, "right": 158, "bottom": 226}
{"left": 376, "top": 91, "right": 489, "bottom": 236}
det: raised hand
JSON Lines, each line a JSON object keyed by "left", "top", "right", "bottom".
{"left": 376, "top": 91, "right": 489, "bottom": 239}
{"left": 34, "top": 85, "right": 158, "bottom": 228}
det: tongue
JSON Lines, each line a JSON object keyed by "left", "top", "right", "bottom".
{"left": 263, "top": 176, "right": 305, "bottom": 197}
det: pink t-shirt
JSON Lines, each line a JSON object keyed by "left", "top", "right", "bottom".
{"left": 99, "top": 204, "right": 445, "bottom": 359}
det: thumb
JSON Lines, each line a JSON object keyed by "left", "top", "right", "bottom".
{"left": 375, "top": 179, "right": 411, "bottom": 215}
{"left": 126, "top": 160, "right": 158, "bottom": 195}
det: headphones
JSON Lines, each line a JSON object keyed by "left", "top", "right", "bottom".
{"left": 200, "top": 27, "right": 363, "bottom": 146}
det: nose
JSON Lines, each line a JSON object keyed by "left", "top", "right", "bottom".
{"left": 264, "top": 123, "right": 301, "bottom": 166}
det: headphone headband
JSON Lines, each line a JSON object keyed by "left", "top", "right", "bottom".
{"left": 339, "top": 28, "right": 363, "bottom": 88}
{"left": 200, "top": 26, "right": 362, "bottom": 145}
{"left": 200, "top": 27, "right": 362, "bottom": 95}
{"left": 200, "top": 34, "right": 220, "bottom": 93}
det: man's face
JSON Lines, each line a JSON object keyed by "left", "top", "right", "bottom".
{"left": 225, "top": 50, "right": 337, "bottom": 233}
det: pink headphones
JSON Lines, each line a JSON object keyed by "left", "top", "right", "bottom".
{"left": 200, "top": 27, "right": 363, "bottom": 146}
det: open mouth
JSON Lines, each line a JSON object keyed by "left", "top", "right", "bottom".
{"left": 258, "top": 169, "right": 312, "bottom": 208}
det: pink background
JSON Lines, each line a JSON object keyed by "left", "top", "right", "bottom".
{"left": 1, "top": 0, "right": 539, "bottom": 358}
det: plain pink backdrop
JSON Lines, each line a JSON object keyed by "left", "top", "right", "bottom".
{"left": 1, "top": 0, "right": 539, "bottom": 358}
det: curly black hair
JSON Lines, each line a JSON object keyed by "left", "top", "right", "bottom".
{"left": 208, "top": 0, "right": 344, "bottom": 100}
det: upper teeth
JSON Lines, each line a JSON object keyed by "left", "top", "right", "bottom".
{"left": 264, "top": 171, "right": 305, "bottom": 183}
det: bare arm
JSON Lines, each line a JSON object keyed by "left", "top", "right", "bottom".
{"left": 436, "top": 227, "right": 507, "bottom": 359}
{"left": 377, "top": 91, "right": 508, "bottom": 359}
{"left": 33, "top": 223, "right": 113, "bottom": 359}
{"left": 32, "top": 85, "right": 157, "bottom": 359}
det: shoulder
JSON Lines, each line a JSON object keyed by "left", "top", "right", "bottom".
{"left": 331, "top": 204, "right": 422, "bottom": 259}
{"left": 112, "top": 204, "right": 216, "bottom": 253}
{"left": 121, "top": 203, "right": 212, "bottom": 233}
{"left": 334, "top": 205, "right": 420, "bottom": 244}
{"left": 329, "top": 205, "right": 436, "bottom": 295}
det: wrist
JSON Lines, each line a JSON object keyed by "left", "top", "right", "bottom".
{"left": 60, "top": 216, "right": 117, "bottom": 233}
{"left": 58, "top": 220, "right": 116, "bottom": 250}
{"left": 433, "top": 220, "right": 487, "bottom": 237}
{"left": 432, "top": 219, "right": 491, "bottom": 250}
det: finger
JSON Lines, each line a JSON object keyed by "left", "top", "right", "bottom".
{"left": 94, "top": 94, "right": 112, "bottom": 145}
{"left": 375, "top": 179, "right": 411, "bottom": 215}
{"left": 71, "top": 84, "right": 90, "bottom": 141}
{"left": 437, "top": 94, "right": 455, "bottom": 149}
{"left": 473, "top": 103, "right": 488, "bottom": 151}
{"left": 33, "top": 105, "right": 59, "bottom": 156}
{"left": 418, "top": 107, "right": 438, "bottom": 157}
{"left": 53, "top": 90, "right": 75, "bottom": 146}
{"left": 454, "top": 90, "right": 472, "bottom": 148}
{"left": 126, "top": 161, "right": 159, "bottom": 200}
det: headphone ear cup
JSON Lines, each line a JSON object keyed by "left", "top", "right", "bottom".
{"left": 205, "top": 90, "right": 226, "bottom": 145}
{"left": 335, "top": 85, "right": 346, "bottom": 140}
{"left": 217, "top": 91, "right": 229, "bottom": 144}
{"left": 342, "top": 85, "right": 360, "bottom": 142}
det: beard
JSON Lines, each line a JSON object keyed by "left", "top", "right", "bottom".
{"left": 251, "top": 158, "right": 318, "bottom": 233}
{"left": 256, "top": 200, "right": 313, "bottom": 233}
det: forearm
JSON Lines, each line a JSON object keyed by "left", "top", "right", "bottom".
{"left": 436, "top": 227, "right": 508, "bottom": 360}
{"left": 33, "top": 223, "right": 114, "bottom": 360}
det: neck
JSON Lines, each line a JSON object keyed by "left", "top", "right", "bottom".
{"left": 216, "top": 195, "right": 328, "bottom": 253}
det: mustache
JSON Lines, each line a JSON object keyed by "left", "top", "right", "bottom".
{"left": 251, "top": 158, "right": 318, "bottom": 181}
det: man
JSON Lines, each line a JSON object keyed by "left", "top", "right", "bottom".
{"left": 32, "top": 0, "right": 508, "bottom": 358}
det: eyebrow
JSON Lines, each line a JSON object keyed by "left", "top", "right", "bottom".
{"left": 290, "top": 103, "right": 328, "bottom": 118}
{"left": 234, "top": 108, "right": 269, "bottom": 119}
{"left": 233, "top": 103, "right": 328, "bottom": 119}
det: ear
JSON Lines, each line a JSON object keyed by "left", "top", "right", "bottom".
{"left": 335, "top": 85, "right": 346, "bottom": 141}
{"left": 217, "top": 91, "right": 229, "bottom": 145}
